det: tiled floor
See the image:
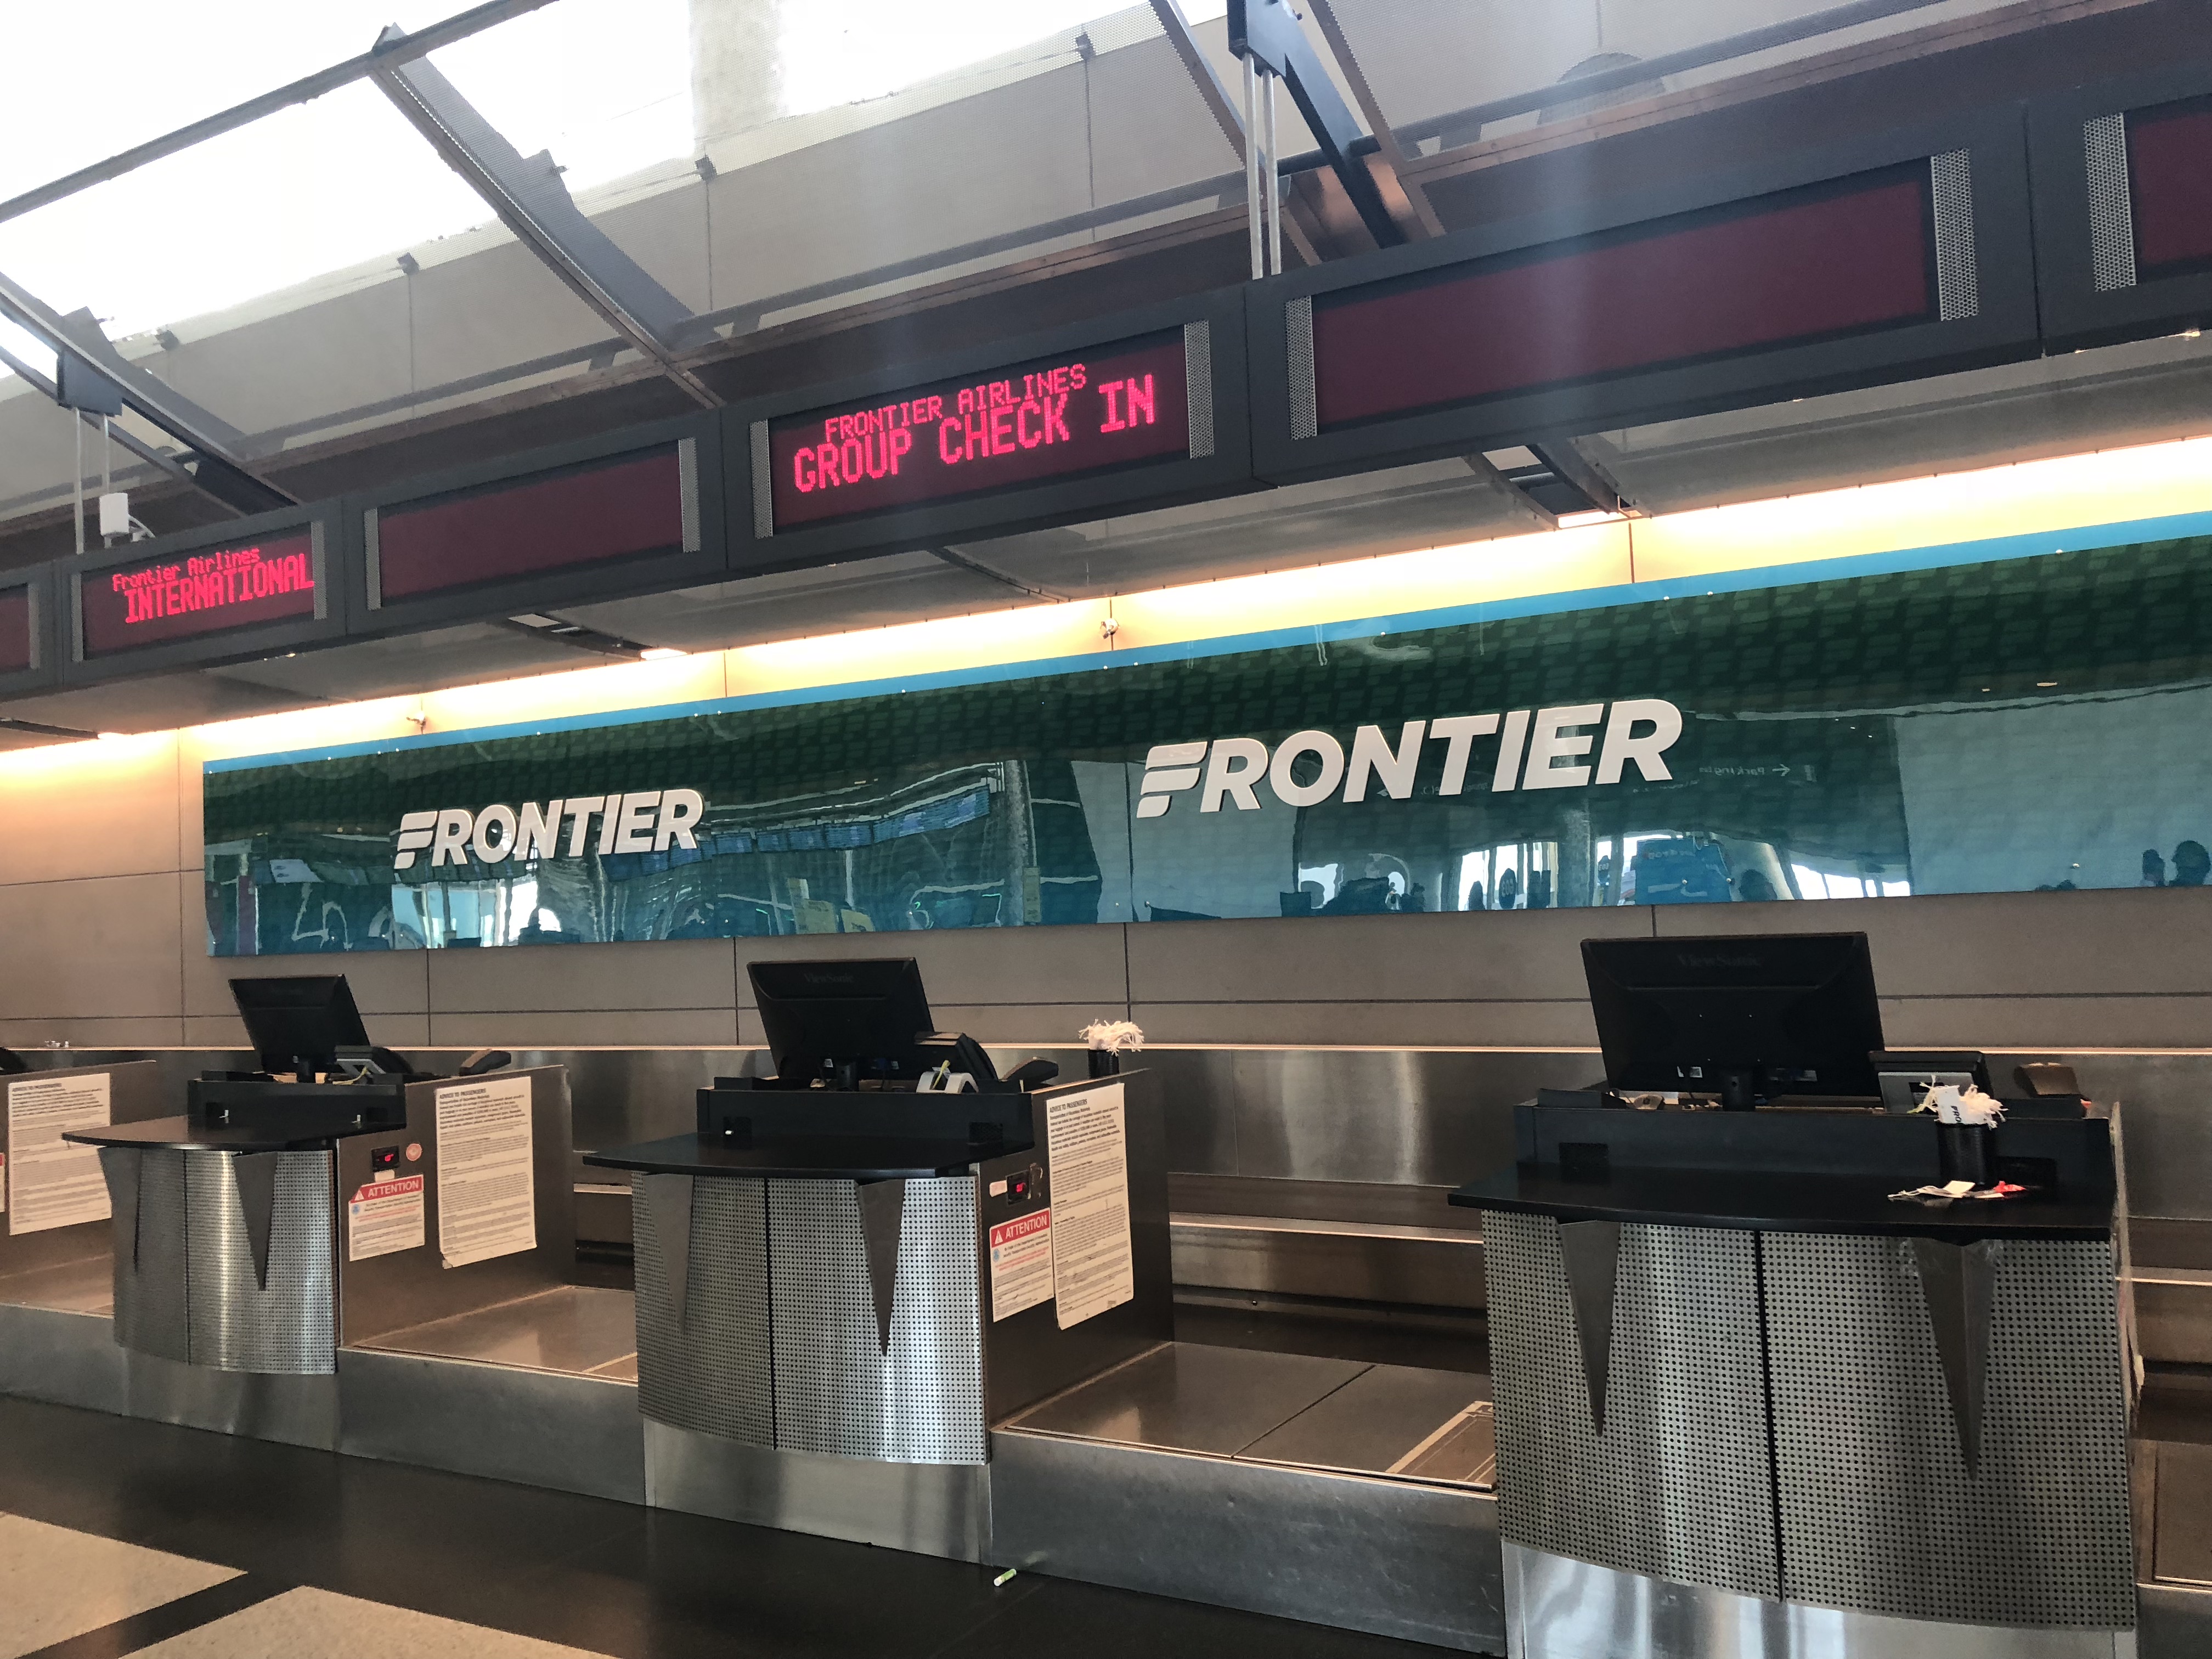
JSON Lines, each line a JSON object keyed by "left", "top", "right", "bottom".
{"left": 0, "top": 1396, "right": 1450, "bottom": 1659}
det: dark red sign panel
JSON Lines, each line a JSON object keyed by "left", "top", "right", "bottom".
{"left": 768, "top": 331, "right": 1189, "bottom": 531}
{"left": 374, "top": 448, "right": 685, "bottom": 604}
{"left": 2128, "top": 103, "right": 2212, "bottom": 277}
{"left": 1312, "top": 170, "right": 1936, "bottom": 431}
{"left": 0, "top": 586, "right": 31, "bottom": 675}
{"left": 80, "top": 533, "right": 317, "bottom": 658}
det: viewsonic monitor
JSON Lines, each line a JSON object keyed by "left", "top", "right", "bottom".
{"left": 1581, "top": 932, "right": 1885, "bottom": 1104}
{"left": 748, "top": 958, "right": 936, "bottom": 1088}
{"left": 230, "top": 975, "right": 370, "bottom": 1077}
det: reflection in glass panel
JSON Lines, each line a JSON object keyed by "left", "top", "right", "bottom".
{"left": 205, "top": 532, "right": 2212, "bottom": 953}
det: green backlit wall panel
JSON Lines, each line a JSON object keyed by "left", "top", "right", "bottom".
{"left": 202, "top": 533, "right": 2212, "bottom": 954}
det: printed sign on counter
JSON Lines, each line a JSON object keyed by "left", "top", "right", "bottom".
{"left": 347, "top": 1173, "right": 426, "bottom": 1262}
{"left": 989, "top": 1207, "right": 1054, "bottom": 1321}
{"left": 6, "top": 1073, "right": 111, "bottom": 1235}
{"left": 1045, "top": 1082, "right": 1133, "bottom": 1329}
{"left": 435, "top": 1074, "right": 535, "bottom": 1269}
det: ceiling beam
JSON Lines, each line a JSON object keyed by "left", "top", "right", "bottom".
{"left": 1228, "top": 0, "right": 1403, "bottom": 250}
{"left": 371, "top": 30, "right": 722, "bottom": 409}
{"left": 0, "top": 0, "right": 563, "bottom": 228}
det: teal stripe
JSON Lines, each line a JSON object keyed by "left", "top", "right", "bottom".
{"left": 202, "top": 506, "right": 2212, "bottom": 775}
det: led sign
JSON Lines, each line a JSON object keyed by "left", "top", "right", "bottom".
{"left": 766, "top": 331, "right": 1190, "bottom": 531}
{"left": 2126, "top": 102, "right": 2212, "bottom": 277}
{"left": 80, "top": 533, "right": 317, "bottom": 658}
{"left": 372, "top": 446, "right": 690, "bottom": 606}
{"left": 1307, "top": 168, "right": 1938, "bottom": 431}
{"left": 0, "top": 585, "right": 31, "bottom": 675}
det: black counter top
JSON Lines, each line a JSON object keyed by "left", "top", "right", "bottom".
{"left": 64, "top": 1115, "right": 390, "bottom": 1154}
{"left": 1451, "top": 1165, "right": 2112, "bottom": 1240}
{"left": 584, "top": 1130, "right": 1024, "bottom": 1182}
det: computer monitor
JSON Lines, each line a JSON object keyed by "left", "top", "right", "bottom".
{"left": 230, "top": 975, "right": 370, "bottom": 1076}
{"left": 748, "top": 958, "right": 937, "bottom": 1088}
{"left": 1581, "top": 932, "right": 1886, "bottom": 1104}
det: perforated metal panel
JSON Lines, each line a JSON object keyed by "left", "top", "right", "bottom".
{"left": 1931, "top": 150, "right": 1980, "bottom": 321}
{"left": 1483, "top": 1210, "right": 1776, "bottom": 1598}
{"left": 678, "top": 436, "right": 702, "bottom": 553}
{"left": 104, "top": 1147, "right": 188, "bottom": 1364}
{"left": 1285, "top": 297, "right": 1317, "bottom": 440}
{"left": 768, "top": 1177, "right": 985, "bottom": 1464}
{"left": 1183, "top": 320, "right": 1215, "bottom": 459}
{"left": 1764, "top": 1233, "right": 2134, "bottom": 1629}
{"left": 633, "top": 1172, "right": 774, "bottom": 1444}
{"left": 180, "top": 1150, "right": 335, "bottom": 1374}
{"left": 749, "top": 420, "right": 774, "bottom": 538}
{"left": 2085, "top": 112, "right": 2138, "bottom": 292}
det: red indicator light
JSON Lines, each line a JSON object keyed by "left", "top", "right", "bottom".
{"left": 769, "top": 331, "right": 1189, "bottom": 532}
{"left": 80, "top": 533, "right": 317, "bottom": 658}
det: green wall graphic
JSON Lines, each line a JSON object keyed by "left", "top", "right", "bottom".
{"left": 203, "top": 532, "right": 2212, "bottom": 955}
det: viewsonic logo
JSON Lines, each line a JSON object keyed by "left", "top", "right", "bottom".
{"left": 1135, "top": 701, "right": 1681, "bottom": 819}
{"left": 394, "top": 789, "right": 706, "bottom": 871}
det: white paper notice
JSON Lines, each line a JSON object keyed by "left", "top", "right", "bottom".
{"left": 347, "top": 1173, "right": 426, "bottom": 1262}
{"left": 435, "top": 1074, "right": 536, "bottom": 1269}
{"left": 988, "top": 1207, "right": 1054, "bottom": 1322}
{"left": 1046, "top": 1082, "right": 1134, "bottom": 1329}
{"left": 7, "top": 1073, "right": 112, "bottom": 1236}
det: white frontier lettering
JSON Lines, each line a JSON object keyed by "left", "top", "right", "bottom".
{"left": 394, "top": 788, "right": 705, "bottom": 871}
{"left": 112, "top": 545, "right": 313, "bottom": 627}
{"left": 1134, "top": 701, "right": 1683, "bottom": 820}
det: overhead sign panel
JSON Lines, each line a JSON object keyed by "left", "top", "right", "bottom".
{"left": 2027, "top": 68, "right": 2212, "bottom": 349}
{"left": 59, "top": 509, "right": 342, "bottom": 684}
{"left": 734, "top": 290, "right": 1253, "bottom": 572}
{"left": 1250, "top": 112, "right": 2036, "bottom": 484}
{"left": 766, "top": 331, "right": 1190, "bottom": 532}
{"left": 1307, "top": 169, "right": 1939, "bottom": 433}
{"left": 0, "top": 582, "right": 34, "bottom": 677}
{"left": 79, "top": 530, "right": 319, "bottom": 658}
{"left": 369, "top": 444, "right": 695, "bottom": 608}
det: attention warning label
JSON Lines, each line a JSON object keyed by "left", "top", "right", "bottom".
{"left": 988, "top": 1207, "right": 1054, "bottom": 1322}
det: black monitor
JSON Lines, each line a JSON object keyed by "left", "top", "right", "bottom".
{"left": 1581, "top": 932, "right": 1886, "bottom": 1105}
{"left": 749, "top": 958, "right": 937, "bottom": 1088}
{"left": 230, "top": 975, "right": 370, "bottom": 1076}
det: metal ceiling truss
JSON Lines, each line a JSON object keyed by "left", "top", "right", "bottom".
{"left": 369, "top": 26, "right": 721, "bottom": 409}
{"left": 0, "top": 273, "right": 294, "bottom": 515}
{"left": 1227, "top": 0, "right": 1405, "bottom": 254}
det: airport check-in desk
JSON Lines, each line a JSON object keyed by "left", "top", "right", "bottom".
{"left": 584, "top": 1070, "right": 1172, "bottom": 1560}
{"left": 60, "top": 1066, "right": 575, "bottom": 1444}
{"left": 1459, "top": 1101, "right": 2134, "bottom": 1659}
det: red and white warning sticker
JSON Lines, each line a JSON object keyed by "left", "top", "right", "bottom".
{"left": 988, "top": 1207, "right": 1053, "bottom": 1322}
{"left": 347, "top": 1174, "right": 425, "bottom": 1262}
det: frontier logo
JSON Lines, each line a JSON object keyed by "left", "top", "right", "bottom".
{"left": 1135, "top": 701, "right": 1681, "bottom": 819}
{"left": 394, "top": 789, "right": 706, "bottom": 871}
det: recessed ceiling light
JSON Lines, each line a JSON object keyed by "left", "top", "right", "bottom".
{"left": 639, "top": 647, "right": 687, "bottom": 661}
{"left": 1556, "top": 510, "right": 1624, "bottom": 529}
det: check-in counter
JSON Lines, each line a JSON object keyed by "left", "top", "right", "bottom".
{"left": 65, "top": 1065, "right": 575, "bottom": 1446}
{"left": 585, "top": 1070, "right": 1171, "bottom": 1560}
{"left": 1458, "top": 1101, "right": 2133, "bottom": 1659}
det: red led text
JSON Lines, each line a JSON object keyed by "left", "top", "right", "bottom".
{"left": 112, "top": 545, "right": 315, "bottom": 628}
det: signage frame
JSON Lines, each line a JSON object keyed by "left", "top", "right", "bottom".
{"left": 1245, "top": 105, "right": 2038, "bottom": 486}
{"left": 346, "top": 409, "right": 728, "bottom": 640}
{"left": 0, "top": 562, "right": 57, "bottom": 700}
{"left": 727, "top": 286, "right": 1255, "bottom": 574}
{"left": 58, "top": 503, "right": 346, "bottom": 685}
{"left": 2028, "top": 61, "right": 2212, "bottom": 352}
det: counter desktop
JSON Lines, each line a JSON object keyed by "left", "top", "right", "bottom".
{"left": 585, "top": 957, "right": 1172, "bottom": 1560}
{"left": 62, "top": 975, "right": 575, "bottom": 1448}
{"left": 1461, "top": 932, "right": 2135, "bottom": 1659}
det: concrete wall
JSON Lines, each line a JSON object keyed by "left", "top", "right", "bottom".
{"left": 5, "top": 719, "right": 2209, "bottom": 1055}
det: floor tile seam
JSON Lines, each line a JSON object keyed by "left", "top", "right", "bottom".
{"left": 9, "top": 1569, "right": 294, "bottom": 1659}
{"left": 917, "top": 1572, "right": 1052, "bottom": 1658}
